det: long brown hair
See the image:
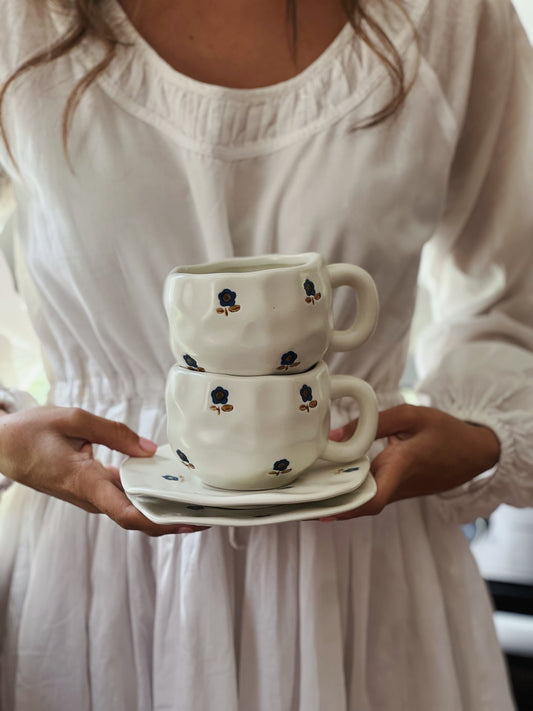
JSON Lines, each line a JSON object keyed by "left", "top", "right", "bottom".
{"left": 0, "top": 0, "right": 416, "bottom": 161}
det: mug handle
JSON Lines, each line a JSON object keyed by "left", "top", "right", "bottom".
{"left": 327, "top": 264, "right": 379, "bottom": 351}
{"left": 321, "top": 376, "right": 379, "bottom": 463}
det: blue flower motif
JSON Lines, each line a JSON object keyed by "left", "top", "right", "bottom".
{"left": 176, "top": 449, "right": 195, "bottom": 469}
{"left": 300, "top": 384, "right": 313, "bottom": 403}
{"left": 211, "top": 387, "right": 229, "bottom": 405}
{"left": 303, "top": 279, "right": 321, "bottom": 304}
{"left": 277, "top": 351, "right": 301, "bottom": 372}
{"left": 343, "top": 467, "right": 360, "bottom": 473}
{"left": 209, "top": 387, "right": 234, "bottom": 414}
{"left": 299, "top": 383, "right": 318, "bottom": 412}
{"left": 184, "top": 354, "right": 198, "bottom": 369}
{"left": 163, "top": 475, "right": 180, "bottom": 481}
{"left": 269, "top": 458, "right": 292, "bottom": 476}
{"left": 216, "top": 289, "right": 241, "bottom": 316}
{"left": 183, "top": 354, "right": 205, "bottom": 372}
{"left": 176, "top": 449, "right": 189, "bottom": 463}
{"left": 218, "top": 289, "right": 237, "bottom": 308}
{"left": 303, "top": 279, "right": 316, "bottom": 297}
{"left": 281, "top": 351, "right": 298, "bottom": 366}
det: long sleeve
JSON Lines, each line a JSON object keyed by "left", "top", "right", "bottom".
{"left": 0, "top": 166, "right": 37, "bottom": 410}
{"left": 415, "top": 1, "right": 533, "bottom": 524}
{"left": 0, "top": 172, "right": 38, "bottom": 491}
{"left": 0, "top": 262, "right": 39, "bottom": 415}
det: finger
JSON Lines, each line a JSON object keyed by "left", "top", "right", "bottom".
{"left": 329, "top": 404, "right": 423, "bottom": 445}
{"left": 105, "top": 467, "right": 210, "bottom": 534}
{"left": 320, "top": 448, "right": 408, "bottom": 521}
{"left": 329, "top": 420, "right": 358, "bottom": 442}
{"left": 92, "top": 465, "right": 210, "bottom": 535}
{"left": 107, "top": 465, "right": 124, "bottom": 490}
{"left": 375, "top": 404, "right": 422, "bottom": 440}
{"left": 58, "top": 408, "right": 158, "bottom": 458}
{"left": 91, "top": 477, "right": 209, "bottom": 536}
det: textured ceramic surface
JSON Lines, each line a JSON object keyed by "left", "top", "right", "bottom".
{"left": 165, "top": 360, "right": 378, "bottom": 490}
{"left": 120, "top": 444, "right": 370, "bottom": 507}
{"left": 164, "top": 252, "right": 378, "bottom": 376}
{"left": 126, "top": 473, "right": 377, "bottom": 526}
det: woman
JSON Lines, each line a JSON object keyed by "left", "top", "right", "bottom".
{"left": 0, "top": 0, "right": 532, "bottom": 708}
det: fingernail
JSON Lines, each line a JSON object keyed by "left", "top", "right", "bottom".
{"left": 139, "top": 437, "right": 158, "bottom": 453}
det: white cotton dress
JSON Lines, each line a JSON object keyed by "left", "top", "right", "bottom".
{"left": 1, "top": 0, "right": 533, "bottom": 709}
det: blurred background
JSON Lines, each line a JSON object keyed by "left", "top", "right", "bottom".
{"left": 1, "top": 1, "right": 533, "bottom": 707}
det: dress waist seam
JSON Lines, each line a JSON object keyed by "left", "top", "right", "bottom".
{"left": 49, "top": 375, "right": 167, "bottom": 408}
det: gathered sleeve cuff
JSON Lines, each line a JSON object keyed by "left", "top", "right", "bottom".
{"left": 0, "top": 385, "right": 38, "bottom": 492}
{"left": 417, "top": 343, "right": 533, "bottom": 524}
{"left": 0, "top": 385, "right": 38, "bottom": 415}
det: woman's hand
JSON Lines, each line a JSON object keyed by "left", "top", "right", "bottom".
{"left": 0, "top": 406, "right": 208, "bottom": 536}
{"left": 322, "top": 404, "right": 500, "bottom": 521}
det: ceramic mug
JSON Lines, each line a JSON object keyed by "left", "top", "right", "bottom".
{"left": 165, "top": 360, "right": 378, "bottom": 490}
{"left": 163, "top": 252, "right": 379, "bottom": 376}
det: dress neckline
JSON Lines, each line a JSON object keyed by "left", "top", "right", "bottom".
{"left": 108, "top": 0, "right": 355, "bottom": 99}
{"left": 52, "top": 0, "right": 428, "bottom": 158}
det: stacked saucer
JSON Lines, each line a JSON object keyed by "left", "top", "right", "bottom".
{"left": 120, "top": 252, "right": 380, "bottom": 527}
{"left": 120, "top": 445, "right": 376, "bottom": 527}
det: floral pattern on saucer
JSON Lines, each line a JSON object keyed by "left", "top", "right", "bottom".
{"left": 336, "top": 465, "right": 360, "bottom": 474}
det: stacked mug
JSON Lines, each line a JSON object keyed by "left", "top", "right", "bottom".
{"left": 163, "top": 252, "right": 380, "bottom": 493}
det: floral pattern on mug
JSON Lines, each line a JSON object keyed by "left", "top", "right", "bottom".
{"left": 299, "top": 384, "right": 318, "bottom": 412}
{"left": 183, "top": 354, "right": 205, "bottom": 372}
{"left": 210, "top": 386, "right": 234, "bottom": 414}
{"left": 216, "top": 289, "right": 241, "bottom": 316}
{"left": 277, "top": 351, "right": 301, "bottom": 371}
{"left": 269, "top": 459, "right": 292, "bottom": 476}
{"left": 176, "top": 449, "right": 195, "bottom": 469}
{"left": 303, "top": 279, "right": 321, "bottom": 305}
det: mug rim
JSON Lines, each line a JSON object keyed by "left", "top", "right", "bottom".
{"left": 166, "top": 252, "right": 322, "bottom": 278}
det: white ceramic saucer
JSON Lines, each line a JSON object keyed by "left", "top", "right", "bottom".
{"left": 120, "top": 444, "right": 370, "bottom": 508}
{"left": 126, "top": 473, "right": 377, "bottom": 527}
